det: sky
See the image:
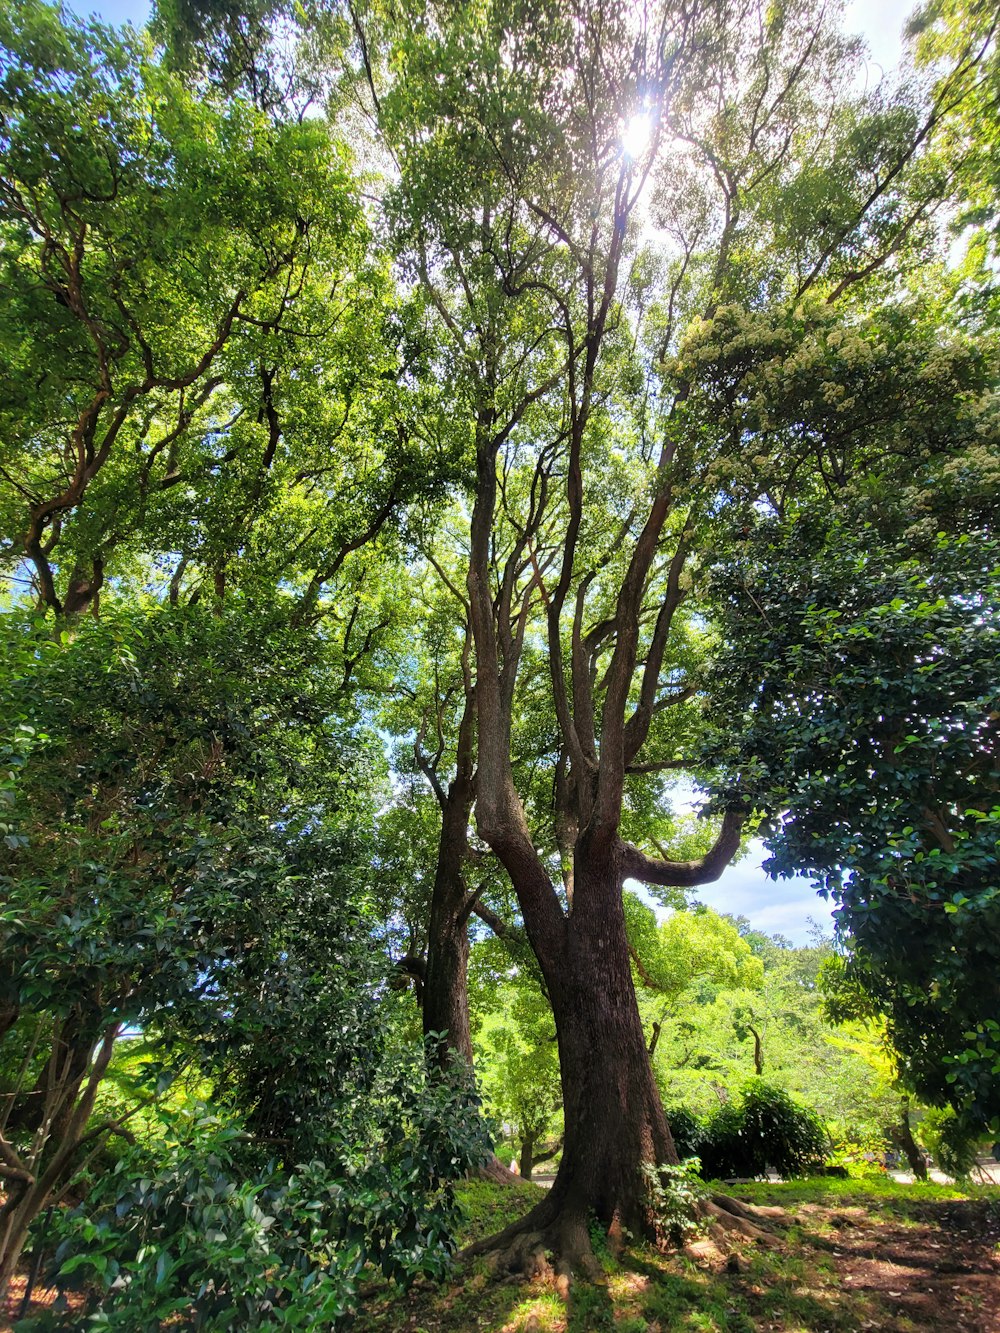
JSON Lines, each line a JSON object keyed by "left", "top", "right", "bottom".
{"left": 84, "top": 0, "right": 919, "bottom": 68}
{"left": 69, "top": 0, "right": 916, "bottom": 944}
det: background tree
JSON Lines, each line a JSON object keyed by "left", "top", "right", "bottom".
{"left": 0, "top": 600, "right": 395, "bottom": 1295}
{"left": 0, "top": 0, "right": 436, "bottom": 623}
{"left": 706, "top": 512, "right": 1000, "bottom": 1138}
{"left": 623, "top": 896, "right": 764, "bottom": 1059}
{"left": 470, "top": 938, "right": 563, "bottom": 1181}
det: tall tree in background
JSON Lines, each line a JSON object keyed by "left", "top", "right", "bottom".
{"left": 0, "top": 0, "right": 438, "bottom": 623}
{"left": 707, "top": 515, "right": 1000, "bottom": 1136}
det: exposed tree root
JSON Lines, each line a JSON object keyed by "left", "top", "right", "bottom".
{"left": 475, "top": 1154, "right": 523, "bottom": 1186}
{"left": 460, "top": 1191, "right": 560, "bottom": 1265}
{"left": 460, "top": 1184, "right": 782, "bottom": 1294}
{"left": 459, "top": 1189, "right": 602, "bottom": 1285}
{"left": 701, "top": 1192, "right": 785, "bottom": 1241}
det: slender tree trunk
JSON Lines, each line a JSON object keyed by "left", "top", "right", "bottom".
{"left": 749, "top": 1024, "right": 764, "bottom": 1077}
{"left": 519, "top": 1132, "right": 536, "bottom": 1182}
{"left": 422, "top": 870, "right": 473, "bottom": 1067}
{"left": 899, "top": 1097, "right": 928, "bottom": 1182}
{"left": 420, "top": 696, "right": 476, "bottom": 1068}
{"left": 418, "top": 692, "right": 518, "bottom": 1185}
{"left": 0, "top": 1186, "right": 37, "bottom": 1305}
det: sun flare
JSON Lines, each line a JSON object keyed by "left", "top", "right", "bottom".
{"left": 621, "top": 111, "right": 653, "bottom": 159}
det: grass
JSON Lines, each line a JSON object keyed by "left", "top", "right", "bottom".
{"left": 351, "top": 1174, "right": 1000, "bottom": 1333}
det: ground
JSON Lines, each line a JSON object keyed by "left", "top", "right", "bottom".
{"left": 3, "top": 1176, "right": 998, "bottom": 1330}
{"left": 353, "top": 1176, "right": 1000, "bottom": 1333}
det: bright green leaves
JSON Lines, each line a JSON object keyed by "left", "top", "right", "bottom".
{"left": 0, "top": 0, "right": 429, "bottom": 620}
{"left": 624, "top": 894, "right": 764, "bottom": 1001}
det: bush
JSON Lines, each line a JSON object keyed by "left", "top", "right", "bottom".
{"left": 21, "top": 1053, "right": 492, "bottom": 1330}
{"left": 664, "top": 1105, "right": 704, "bottom": 1160}
{"left": 825, "top": 1133, "right": 892, "bottom": 1178}
{"left": 697, "top": 1081, "right": 828, "bottom": 1180}
{"left": 642, "top": 1161, "right": 710, "bottom": 1243}
{"left": 920, "top": 1106, "right": 980, "bottom": 1178}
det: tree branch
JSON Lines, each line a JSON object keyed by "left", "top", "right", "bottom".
{"left": 620, "top": 810, "right": 746, "bottom": 887}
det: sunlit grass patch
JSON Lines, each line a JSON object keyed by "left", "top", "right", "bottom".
{"left": 455, "top": 1178, "right": 546, "bottom": 1245}
{"left": 499, "top": 1290, "right": 566, "bottom": 1331}
{"left": 353, "top": 1176, "right": 1000, "bottom": 1333}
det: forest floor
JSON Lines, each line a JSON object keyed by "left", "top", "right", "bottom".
{"left": 353, "top": 1175, "right": 1000, "bottom": 1333}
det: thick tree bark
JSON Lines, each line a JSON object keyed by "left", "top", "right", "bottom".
{"left": 418, "top": 799, "right": 474, "bottom": 1061}
{"left": 540, "top": 855, "right": 678, "bottom": 1234}
{"left": 465, "top": 850, "right": 680, "bottom": 1271}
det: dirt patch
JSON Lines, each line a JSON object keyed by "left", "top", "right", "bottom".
{"left": 736, "top": 1193, "right": 1000, "bottom": 1333}
{"left": 839, "top": 1198, "right": 1000, "bottom": 1332}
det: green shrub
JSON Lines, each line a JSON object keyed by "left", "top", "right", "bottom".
{"left": 21, "top": 1053, "right": 492, "bottom": 1330}
{"left": 664, "top": 1105, "right": 704, "bottom": 1160}
{"left": 642, "top": 1161, "right": 710, "bottom": 1243}
{"left": 920, "top": 1106, "right": 981, "bottom": 1178}
{"left": 698, "top": 1081, "right": 828, "bottom": 1180}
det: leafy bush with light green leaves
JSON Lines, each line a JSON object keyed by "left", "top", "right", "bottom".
{"left": 919, "top": 1106, "right": 981, "bottom": 1179}
{"left": 641, "top": 1161, "right": 710, "bottom": 1243}
{"left": 21, "top": 1053, "right": 492, "bottom": 1330}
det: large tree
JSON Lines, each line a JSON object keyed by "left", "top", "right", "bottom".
{"left": 0, "top": 0, "right": 436, "bottom": 623}
{"left": 364, "top": 0, "right": 989, "bottom": 1269}
{"left": 707, "top": 515, "right": 1000, "bottom": 1137}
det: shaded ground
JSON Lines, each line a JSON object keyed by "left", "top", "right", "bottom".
{"left": 3, "top": 1177, "right": 998, "bottom": 1330}
{"left": 353, "top": 1177, "right": 1000, "bottom": 1333}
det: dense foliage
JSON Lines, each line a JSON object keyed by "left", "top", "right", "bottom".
{"left": 1, "top": 0, "right": 998, "bottom": 1308}
{"left": 708, "top": 522, "right": 1000, "bottom": 1134}
{"left": 663, "top": 1082, "right": 828, "bottom": 1182}
{"left": 21, "top": 1059, "right": 490, "bottom": 1330}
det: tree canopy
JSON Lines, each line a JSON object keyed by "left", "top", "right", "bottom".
{"left": 1, "top": 0, "right": 998, "bottom": 1310}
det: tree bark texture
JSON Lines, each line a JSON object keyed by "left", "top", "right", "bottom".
{"left": 421, "top": 801, "right": 475, "bottom": 1066}
{"left": 536, "top": 854, "right": 678, "bottom": 1234}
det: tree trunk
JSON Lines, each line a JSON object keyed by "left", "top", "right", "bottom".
{"left": 749, "top": 1024, "right": 764, "bottom": 1077}
{"left": 466, "top": 855, "right": 679, "bottom": 1269}
{"left": 0, "top": 1185, "right": 37, "bottom": 1307}
{"left": 419, "top": 685, "right": 477, "bottom": 1069}
{"left": 544, "top": 873, "right": 679, "bottom": 1238}
{"left": 899, "top": 1097, "right": 928, "bottom": 1182}
{"left": 421, "top": 840, "right": 474, "bottom": 1067}
{"left": 519, "top": 1132, "right": 536, "bottom": 1182}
